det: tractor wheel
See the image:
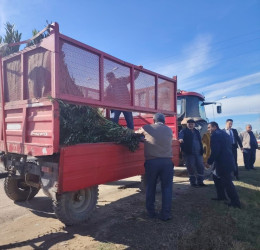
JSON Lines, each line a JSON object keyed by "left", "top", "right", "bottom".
{"left": 4, "top": 177, "right": 40, "bottom": 202}
{"left": 202, "top": 132, "right": 211, "bottom": 164}
{"left": 53, "top": 186, "right": 99, "bottom": 226}
{"left": 202, "top": 132, "right": 213, "bottom": 178}
{"left": 140, "top": 175, "right": 161, "bottom": 193}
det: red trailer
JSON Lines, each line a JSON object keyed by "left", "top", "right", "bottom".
{"left": 0, "top": 23, "right": 178, "bottom": 225}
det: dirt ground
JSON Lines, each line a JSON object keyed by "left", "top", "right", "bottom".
{"left": 0, "top": 150, "right": 258, "bottom": 250}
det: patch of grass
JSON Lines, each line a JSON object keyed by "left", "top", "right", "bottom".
{"left": 176, "top": 165, "right": 260, "bottom": 250}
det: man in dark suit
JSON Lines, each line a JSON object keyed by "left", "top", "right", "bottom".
{"left": 207, "top": 122, "right": 241, "bottom": 208}
{"left": 223, "top": 119, "right": 243, "bottom": 180}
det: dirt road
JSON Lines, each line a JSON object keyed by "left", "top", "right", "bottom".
{"left": 0, "top": 150, "right": 258, "bottom": 249}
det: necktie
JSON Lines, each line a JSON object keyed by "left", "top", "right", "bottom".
{"left": 229, "top": 130, "right": 234, "bottom": 144}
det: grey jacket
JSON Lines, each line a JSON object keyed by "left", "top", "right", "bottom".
{"left": 239, "top": 131, "right": 257, "bottom": 149}
{"left": 136, "top": 122, "right": 173, "bottom": 160}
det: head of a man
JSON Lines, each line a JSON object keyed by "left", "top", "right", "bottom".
{"left": 106, "top": 72, "right": 115, "bottom": 83}
{"left": 246, "top": 124, "right": 252, "bottom": 132}
{"left": 153, "top": 113, "right": 165, "bottom": 124}
{"left": 226, "top": 119, "right": 233, "bottom": 129}
{"left": 187, "top": 119, "right": 195, "bottom": 130}
{"left": 208, "top": 121, "right": 219, "bottom": 134}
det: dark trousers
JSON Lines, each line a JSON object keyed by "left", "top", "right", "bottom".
{"left": 232, "top": 145, "right": 238, "bottom": 177}
{"left": 184, "top": 153, "right": 204, "bottom": 185}
{"left": 112, "top": 110, "right": 134, "bottom": 129}
{"left": 213, "top": 173, "right": 240, "bottom": 207}
{"left": 145, "top": 158, "right": 174, "bottom": 219}
{"left": 243, "top": 148, "right": 256, "bottom": 169}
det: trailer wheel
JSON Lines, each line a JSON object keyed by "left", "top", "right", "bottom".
{"left": 4, "top": 177, "right": 40, "bottom": 202}
{"left": 53, "top": 186, "right": 99, "bottom": 226}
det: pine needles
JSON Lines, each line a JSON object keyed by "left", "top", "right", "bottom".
{"left": 56, "top": 99, "right": 142, "bottom": 152}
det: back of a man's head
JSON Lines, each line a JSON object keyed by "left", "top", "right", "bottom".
{"left": 209, "top": 121, "right": 219, "bottom": 129}
{"left": 106, "top": 72, "right": 115, "bottom": 79}
{"left": 153, "top": 113, "right": 165, "bottom": 124}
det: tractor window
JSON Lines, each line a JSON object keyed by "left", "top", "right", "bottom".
{"left": 177, "top": 98, "right": 184, "bottom": 116}
{"left": 199, "top": 101, "right": 207, "bottom": 120}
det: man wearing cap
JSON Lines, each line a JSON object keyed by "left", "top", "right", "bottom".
{"left": 136, "top": 113, "right": 174, "bottom": 221}
{"left": 178, "top": 119, "right": 206, "bottom": 187}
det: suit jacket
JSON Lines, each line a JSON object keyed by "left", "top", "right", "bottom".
{"left": 178, "top": 128, "right": 203, "bottom": 155}
{"left": 208, "top": 129, "right": 235, "bottom": 176}
{"left": 223, "top": 128, "right": 243, "bottom": 149}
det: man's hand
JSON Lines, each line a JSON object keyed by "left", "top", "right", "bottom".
{"left": 204, "top": 163, "right": 211, "bottom": 169}
{"left": 178, "top": 139, "right": 184, "bottom": 143}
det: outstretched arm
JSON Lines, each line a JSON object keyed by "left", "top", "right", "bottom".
{"left": 234, "top": 130, "right": 243, "bottom": 149}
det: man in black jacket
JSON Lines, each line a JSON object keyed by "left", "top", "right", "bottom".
{"left": 207, "top": 122, "right": 241, "bottom": 208}
{"left": 223, "top": 119, "right": 243, "bottom": 179}
{"left": 179, "top": 119, "right": 206, "bottom": 187}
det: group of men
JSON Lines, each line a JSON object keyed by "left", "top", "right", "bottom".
{"left": 135, "top": 114, "right": 258, "bottom": 221}
{"left": 105, "top": 71, "right": 258, "bottom": 220}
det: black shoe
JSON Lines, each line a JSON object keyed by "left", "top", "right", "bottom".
{"left": 158, "top": 214, "right": 172, "bottom": 221}
{"left": 251, "top": 167, "right": 257, "bottom": 170}
{"left": 198, "top": 183, "right": 207, "bottom": 187}
{"left": 191, "top": 184, "right": 198, "bottom": 187}
{"left": 211, "top": 197, "right": 227, "bottom": 201}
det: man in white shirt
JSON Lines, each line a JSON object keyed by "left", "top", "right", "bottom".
{"left": 223, "top": 119, "right": 243, "bottom": 180}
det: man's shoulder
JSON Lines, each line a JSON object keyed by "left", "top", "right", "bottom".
{"left": 213, "top": 129, "right": 225, "bottom": 138}
{"left": 180, "top": 127, "right": 188, "bottom": 133}
{"left": 240, "top": 131, "right": 247, "bottom": 136}
{"left": 232, "top": 128, "right": 238, "bottom": 133}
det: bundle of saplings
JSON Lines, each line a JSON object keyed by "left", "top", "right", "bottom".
{"left": 56, "top": 99, "right": 142, "bottom": 152}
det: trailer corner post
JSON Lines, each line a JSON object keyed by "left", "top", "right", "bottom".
{"left": 52, "top": 22, "right": 60, "bottom": 99}
{"left": 0, "top": 56, "right": 7, "bottom": 153}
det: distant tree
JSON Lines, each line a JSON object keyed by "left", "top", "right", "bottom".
{"left": 0, "top": 22, "right": 22, "bottom": 56}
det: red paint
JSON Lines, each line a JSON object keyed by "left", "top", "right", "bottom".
{"left": 0, "top": 23, "right": 180, "bottom": 194}
{"left": 59, "top": 140, "right": 180, "bottom": 193}
{"left": 177, "top": 90, "right": 205, "bottom": 100}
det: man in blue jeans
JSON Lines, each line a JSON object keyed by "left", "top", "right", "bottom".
{"left": 136, "top": 113, "right": 174, "bottom": 221}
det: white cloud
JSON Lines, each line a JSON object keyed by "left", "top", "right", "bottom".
{"left": 153, "top": 34, "right": 217, "bottom": 86}
{"left": 205, "top": 94, "right": 260, "bottom": 118}
{"left": 200, "top": 72, "right": 260, "bottom": 100}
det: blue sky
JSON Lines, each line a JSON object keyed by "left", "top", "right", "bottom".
{"left": 1, "top": 0, "right": 260, "bottom": 131}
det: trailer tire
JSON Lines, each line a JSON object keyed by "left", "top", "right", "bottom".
{"left": 4, "top": 177, "right": 40, "bottom": 202}
{"left": 53, "top": 186, "right": 99, "bottom": 226}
